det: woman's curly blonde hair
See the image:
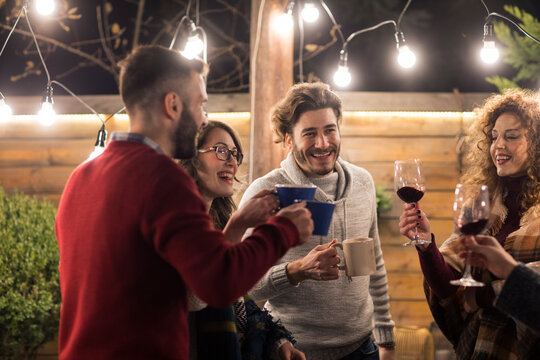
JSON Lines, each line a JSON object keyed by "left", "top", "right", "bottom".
{"left": 461, "top": 88, "right": 540, "bottom": 213}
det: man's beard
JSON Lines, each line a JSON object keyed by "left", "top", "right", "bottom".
{"left": 292, "top": 141, "right": 340, "bottom": 177}
{"left": 172, "top": 105, "right": 199, "bottom": 159}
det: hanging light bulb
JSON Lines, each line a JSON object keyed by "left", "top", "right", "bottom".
{"left": 397, "top": 45, "right": 416, "bottom": 68}
{"left": 181, "top": 34, "right": 204, "bottom": 59}
{"left": 275, "top": 0, "right": 295, "bottom": 34}
{"left": 38, "top": 86, "right": 56, "bottom": 126}
{"left": 333, "top": 50, "right": 352, "bottom": 87}
{"left": 301, "top": 2, "right": 319, "bottom": 23}
{"left": 180, "top": 20, "right": 205, "bottom": 60}
{"left": 0, "top": 98, "right": 12, "bottom": 122}
{"left": 35, "top": 0, "right": 55, "bottom": 16}
{"left": 480, "top": 23, "right": 499, "bottom": 64}
{"left": 395, "top": 31, "right": 416, "bottom": 69}
{"left": 88, "top": 125, "right": 107, "bottom": 161}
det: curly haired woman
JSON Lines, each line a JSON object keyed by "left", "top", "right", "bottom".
{"left": 399, "top": 89, "right": 540, "bottom": 359}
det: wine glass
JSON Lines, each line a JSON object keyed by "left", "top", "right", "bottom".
{"left": 449, "top": 184, "right": 490, "bottom": 287}
{"left": 395, "top": 159, "right": 430, "bottom": 246}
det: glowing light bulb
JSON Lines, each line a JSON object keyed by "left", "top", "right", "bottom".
{"left": 0, "top": 99, "right": 12, "bottom": 122}
{"left": 301, "top": 3, "right": 319, "bottom": 23}
{"left": 397, "top": 45, "right": 416, "bottom": 68}
{"left": 36, "top": 0, "right": 55, "bottom": 16}
{"left": 333, "top": 65, "right": 352, "bottom": 87}
{"left": 274, "top": 12, "right": 294, "bottom": 34}
{"left": 88, "top": 126, "right": 107, "bottom": 161}
{"left": 480, "top": 41, "right": 499, "bottom": 64}
{"left": 181, "top": 35, "right": 204, "bottom": 60}
{"left": 38, "top": 101, "right": 56, "bottom": 126}
{"left": 88, "top": 145, "right": 105, "bottom": 161}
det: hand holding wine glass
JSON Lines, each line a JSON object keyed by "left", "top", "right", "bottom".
{"left": 395, "top": 159, "right": 430, "bottom": 246}
{"left": 449, "top": 184, "right": 490, "bottom": 287}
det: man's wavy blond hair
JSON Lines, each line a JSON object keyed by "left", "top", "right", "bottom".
{"left": 461, "top": 89, "right": 540, "bottom": 213}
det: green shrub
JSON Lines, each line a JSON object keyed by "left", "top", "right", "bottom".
{"left": 0, "top": 185, "right": 60, "bottom": 360}
{"left": 375, "top": 184, "right": 392, "bottom": 215}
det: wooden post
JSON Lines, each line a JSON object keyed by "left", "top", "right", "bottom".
{"left": 249, "top": 0, "right": 293, "bottom": 182}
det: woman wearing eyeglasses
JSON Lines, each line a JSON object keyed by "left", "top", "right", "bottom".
{"left": 181, "top": 121, "right": 305, "bottom": 360}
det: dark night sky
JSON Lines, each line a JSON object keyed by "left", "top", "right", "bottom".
{"left": 0, "top": 0, "right": 539, "bottom": 96}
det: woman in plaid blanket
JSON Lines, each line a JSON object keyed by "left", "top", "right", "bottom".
{"left": 182, "top": 121, "right": 305, "bottom": 360}
{"left": 398, "top": 89, "right": 540, "bottom": 359}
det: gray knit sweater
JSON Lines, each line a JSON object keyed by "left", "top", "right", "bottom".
{"left": 239, "top": 153, "right": 395, "bottom": 360}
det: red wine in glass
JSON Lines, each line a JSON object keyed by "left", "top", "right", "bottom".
{"left": 394, "top": 159, "right": 430, "bottom": 247}
{"left": 397, "top": 186, "right": 424, "bottom": 203}
{"left": 450, "top": 184, "right": 490, "bottom": 287}
{"left": 459, "top": 219, "right": 488, "bottom": 236}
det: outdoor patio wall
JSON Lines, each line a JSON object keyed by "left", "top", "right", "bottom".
{"left": 1, "top": 91, "right": 489, "bottom": 358}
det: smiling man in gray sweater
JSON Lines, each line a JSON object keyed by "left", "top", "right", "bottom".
{"left": 239, "top": 83, "right": 395, "bottom": 360}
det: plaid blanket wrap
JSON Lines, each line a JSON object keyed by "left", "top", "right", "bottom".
{"left": 425, "top": 195, "right": 540, "bottom": 360}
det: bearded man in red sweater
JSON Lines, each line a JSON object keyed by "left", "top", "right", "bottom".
{"left": 55, "top": 45, "right": 313, "bottom": 360}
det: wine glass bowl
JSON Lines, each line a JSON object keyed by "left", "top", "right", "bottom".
{"left": 394, "top": 159, "right": 430, "bottom": 246}
{"left": 449, "top": 184, "right": 490, "bottom": 287}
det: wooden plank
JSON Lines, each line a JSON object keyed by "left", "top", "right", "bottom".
{"left": 355, "top": 162, "right": 460, "bottom": 191}
{"left": 390, "top": 300, "right": 434, "bottom": 328}
{"left": 0, "top": 114, "right": 251, "bottom": 139}
{"left": 0, "top": 139, "right": 94, "bottom": 166}
{"left": 0, "top": 166, "right": 74, "bottom": 194}
{"left": 341, "top": 111, "right": 473, "bottom": 137}
{"left": 381, "top": 245, "right": 422, "bottom": 273}
{"left": 341, "top": 137, "right": 458, "bottom": 163}
{"left": 379, "top": 219, "right": 455, "bottom": 246}
{"left": 387, "top": 273, "right": 426, "bottom": 301}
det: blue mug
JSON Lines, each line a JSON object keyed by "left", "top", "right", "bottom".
{"left": 275, "top": 184, "right": 316, "bottom": 208}
{"left": 304, "top": 200, "right": 335, "bottom": 236}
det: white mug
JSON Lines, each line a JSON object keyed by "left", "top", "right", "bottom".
{"left": 526, "top": 261, "right": 540, "bottom": 274}
{"left": 332, "top": 238, "right": 376, "bottom": 277}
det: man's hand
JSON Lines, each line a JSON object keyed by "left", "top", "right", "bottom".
{"left": 276, "top": 202, "right": 313, "bottom": 245}
{"left": 278, "top": 342, "right": 306, "bottom": 360}
{"left": 379, "top": 347, "right": 396, "bottom": 360}
{"left": 286, "top": 239, "right": 340, "bottom": 285}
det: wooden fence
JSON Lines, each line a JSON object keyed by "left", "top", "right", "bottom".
{"left": 0, "top": 92, "right": 487, "bottom": 357}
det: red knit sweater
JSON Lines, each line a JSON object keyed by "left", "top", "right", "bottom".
{"left": 55, "top": 140, "right": 298, "bottom": 360}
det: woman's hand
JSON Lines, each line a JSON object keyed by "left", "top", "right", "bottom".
{"left": 224, "top": 189, "right": 278, "bottom": 243}
{"left": 398, "top": 203, "right": 432, "bottom": 251}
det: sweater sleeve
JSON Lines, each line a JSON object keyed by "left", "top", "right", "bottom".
{"left": 495, "top": 263, "right": 540, "bottom": 332}
{"left": 239, "top": 178, "right": 302, "bottom": 301}
{"left": 367, "top": 184, "right": 395, "bottom": 346}
{"left": 142, "top": 163, "right": 300, "bottom": 308}
{"left": 417, "top": 235, "right": 460, "bottom": 299}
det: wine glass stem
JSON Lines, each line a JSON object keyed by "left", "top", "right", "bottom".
{"left": 413, "top": 225, "right": 419, "bottom": 240}
{"left": 462, "top": 251, "right": 474, "bottom": 279}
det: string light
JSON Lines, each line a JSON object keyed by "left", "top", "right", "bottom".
{"left": 88, "top": 125, "right": 107, "bottom": 160}
{"left": 170, "top": 0, "right": 208, "bottom": 61}
{"left": 480, "top": 23, "right": 499, "bottom": 64}
{"left": 479, "top": 0, "right": 540, "bottom": 65}
{"left": 301, "top": 2, "right": 319, "bottom": 23}
{"left": 0, "top": 97, "right": 12, "bottom": 122}
{"left": 332, "top": 0, "right": 415, "bottom": 88}
{"left": 181, "top": 30, "right": 205, "bottom": 59}
{"left": 395, "top": 31, "right": 416, "bottom": 68}
{"left": 274, "top": 1, "right": 295, "bottom": 35}
{"left": 332, "top": 51, "right": 351, "bottom": 87}
{"left": 35, "top": 0, "right": 55, "bottom": 16}
{"left": 38, "top": 85, "right": 56, "bottom": 126}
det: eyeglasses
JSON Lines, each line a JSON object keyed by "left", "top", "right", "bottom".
{"left": 198, "top": 145, "right": 243, "bottom": 165}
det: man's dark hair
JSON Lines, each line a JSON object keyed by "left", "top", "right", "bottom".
{"left": 271, "top": 82, "right": 343, "bottom": 144}
{"left": 118, "top": 45, "right": 208, "bottom": 115}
